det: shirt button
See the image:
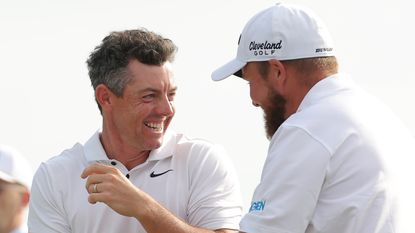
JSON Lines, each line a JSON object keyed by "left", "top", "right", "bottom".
{"left": 126, "top": 174, "right": 130, "bottom": 179}
{"left": 111, "top": 161, "right": 117, "bottom": 166}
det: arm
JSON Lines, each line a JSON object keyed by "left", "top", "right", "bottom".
{"left": 81, "top": 163, "right": 239, "bottom": 233}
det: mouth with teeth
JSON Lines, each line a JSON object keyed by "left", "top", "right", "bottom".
{"left": 144, "top": 122, "right": 164, "bottom": 132}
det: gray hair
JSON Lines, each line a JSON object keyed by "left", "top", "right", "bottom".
{"left": 86, "top": 28, "right": 177, "bottom": 112}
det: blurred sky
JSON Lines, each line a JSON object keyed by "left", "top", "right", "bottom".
{"left": 1, "top": 0, "right": 414, "bottom": 211}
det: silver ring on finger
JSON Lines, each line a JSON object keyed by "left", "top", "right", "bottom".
{"left": 93, "top": 183, "right": 98, "bottom": 193}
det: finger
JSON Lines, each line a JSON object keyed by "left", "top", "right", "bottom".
{"left": 81, "top": 163, "right": 117, "bottom": 179}
{"left": 87, "top": 184, "right": 112, "bottom": 203}
{"left": 87, "top": 183, "right": 99, "bottom": 194}
{"left": 87, "top": 192, "right": 102, "bottom": 204}
{"left": 84, "top": 173, "right": 109, "bottom": 189}
{"left": 87, "top": 181, "right": 107, "bottom": 194}
{"left": 88, "top": 192, "right": 112, "bottom": 204}
{"left": 86, "top": 173, "right": 124, "bottom": 194}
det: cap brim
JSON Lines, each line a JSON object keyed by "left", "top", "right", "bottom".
{"left": 211, "top": 59, "right": 246, "bottom": 81}
{"left": 0, "top": 170, "right": 17, "bottom": 184}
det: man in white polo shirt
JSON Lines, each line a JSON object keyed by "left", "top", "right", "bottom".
{"left": 0, "top": 145, "right": 32, "bottom": 233}
{"left": 211, "top": 3, "right": 415, "bottom": 233}
{"left": 28, "top": 28, "right": 242, "bottom": 233}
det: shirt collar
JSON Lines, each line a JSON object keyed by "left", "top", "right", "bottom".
{"left": 83, "top": 130, "right": 175, "bottom": 163}
{"left": 148, "top": 129, "right": 176, "bottom": 161}
{"left": 83, "top": 130, "right": 108, "bottom": 163}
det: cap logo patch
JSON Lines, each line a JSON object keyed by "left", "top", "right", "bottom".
{"left": 315, "top": 47, "right": 333, "bottom": 53}
{"left": 249, "top": 40, "right": 282, "bottom": 56}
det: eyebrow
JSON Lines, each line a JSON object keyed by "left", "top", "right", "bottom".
{"left": 170, "top": 86, "right": 178, "bottom": 92}
{"left": 139, "top": 86, "right": 178, "bottom": 94}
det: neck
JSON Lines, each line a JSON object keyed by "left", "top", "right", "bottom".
{"left": 99, "top": 132, "right": 150, "bottom": 170}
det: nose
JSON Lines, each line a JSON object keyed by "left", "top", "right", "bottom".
{"left": 252, "top": 100, "right": 260, "bottom": 107}
{"left": 158, "top": 96, "right": 174, "bottom": 116}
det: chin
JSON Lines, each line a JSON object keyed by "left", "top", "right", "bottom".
{"left": 146, "top": 138, "right": 164, "bottom": 150}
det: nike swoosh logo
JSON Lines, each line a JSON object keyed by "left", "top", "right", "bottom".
{"left": 150, "top": 169, "right": 173, "bottom": 178}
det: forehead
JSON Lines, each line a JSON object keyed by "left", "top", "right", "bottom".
{"left": 0, "top": 179, "right": 10, "bottom": 185}
{"left": 0, "top": 179, "right": 22, "bottom": 191}
{"left": 242, "top": 62, "right": 260, "bottom": 81}
{"left": 127, "top": 60, "right": 176, "bottom": 89}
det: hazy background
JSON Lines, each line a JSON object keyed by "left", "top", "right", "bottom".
{"left": 1, "top": 0, "right": 414, "bottom": 211}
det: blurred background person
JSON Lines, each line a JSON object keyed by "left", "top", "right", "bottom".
{"left": 0, "top": 145, "right": 33, "bottom": 233}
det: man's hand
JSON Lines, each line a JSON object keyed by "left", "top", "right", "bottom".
{"left": 81, "top": 163, "right": 240, "bottom": 233}
{"left": 81, "top": 163, "right": 145, "bottom": 218}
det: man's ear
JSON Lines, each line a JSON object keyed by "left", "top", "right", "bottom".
{"left": 268, "top": 59, "right": 287, "bottom": 90}
{"left": 21, "top": 189, "right": 30, "bottom": 207}
{"left": 95, "top": 84, "right": 113, "bottom": 110}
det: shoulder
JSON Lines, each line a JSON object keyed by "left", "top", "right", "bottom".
{"left": 34, "top": 143, "right": 86, "bottom": 182}
{"left": 170, "top": 132, "right": 233, "bottom": 170}
{"left": 175, "top": 133, "right": 227, "bottom": 159}
{"left": 30, "top": 142, "right": 88, "bottom": 208}
{"left": 280, "top": 92, "right": 362, "bottom": 155}
{"left": 43, "top": 143, "right": 85, "bottom": 167}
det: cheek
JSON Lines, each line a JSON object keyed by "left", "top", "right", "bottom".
{"left": 249, "top": 85, "right": 258, "bottom": 101}
{"left": 249, "top": 84, "right": 267, "bottom": 103}
{"left": 0, "top": 192, "right": 16, "bottom": 211}
{"left": 170, "top": 101, "right": 176, "bottom": 112}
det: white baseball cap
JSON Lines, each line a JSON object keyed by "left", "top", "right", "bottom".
{"left": 211, "top": 3, "right": 335, "bottom": 81}
{"left": 0, "top": 145, "right": 33, "bottom": 188}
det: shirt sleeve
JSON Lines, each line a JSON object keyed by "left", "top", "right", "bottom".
{"left": 240, "top": 126, "right": 330, "bottom": 233}
{"left": 28, "top": 163, "right": 71, "bottom": 233}
{"left": 186, "top": 143, "right": 243, "bottom": 230}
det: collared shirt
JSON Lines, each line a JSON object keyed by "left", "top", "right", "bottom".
{"left": 240, "top": 74, "right": 415, "bottom": 233}
{"left": 29, "top": 130, "right": 242, "bottom": 233}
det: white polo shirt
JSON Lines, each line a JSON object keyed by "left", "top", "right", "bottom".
{"left": 28, "top": 130, "right": 242, "bottom": 233}
{"left": 240, "top": 74, "right": 415, "bottom": 233}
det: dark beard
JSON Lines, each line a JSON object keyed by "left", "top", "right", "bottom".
{"left": 263, "top": 90, "right": 287, "bottom": 140}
